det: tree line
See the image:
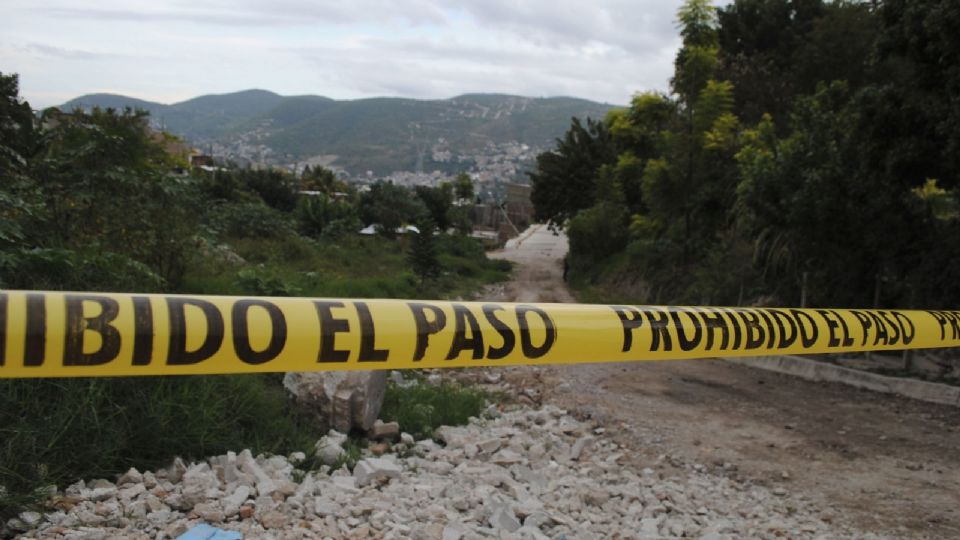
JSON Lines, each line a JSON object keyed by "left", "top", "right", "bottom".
{"left": 0, "top": 75, "right": 484, "bottom": 293}
{"left": 0, "top": 74, "right": 505, "bottom": 510}
{"left": 531, "top": 0, "right": 960, "bottom": 309}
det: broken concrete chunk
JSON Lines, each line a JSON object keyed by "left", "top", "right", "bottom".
{"left": 368, "top": 419, "right": 401, "bottom": 441}
{"left": 353, "top": 458, "right": 402, "bottom": 487}
{"left": 570, "top": 436, "right": 594, "bottom": 461}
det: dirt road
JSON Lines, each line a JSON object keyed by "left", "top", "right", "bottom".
{"left": 486, "top": 225, "right": 960, "bottom": 538}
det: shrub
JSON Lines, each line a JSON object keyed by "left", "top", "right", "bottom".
{"left": 205, "top": 202, "right": 294, "bottom": 239}
{"left": 0, "top": 375, "right": 318, "bottom": 513}
{"left": 238, "top": 169, "right": 299, "bottom": 212}
{"left": 566, "top": 201, "right": 629, "bottom": 263}
{"left": 379, "top": 380, "right": 489, "bottom": 440}
{"left": 0, "top": 248, "right": 163, "bottom": 292}
{"left": 235, "top": 267, "right": 303, "bottom": 297}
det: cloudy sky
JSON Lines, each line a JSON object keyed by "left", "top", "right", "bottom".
{"left": 2, "top": 0, "right": 717, "bottom": 108}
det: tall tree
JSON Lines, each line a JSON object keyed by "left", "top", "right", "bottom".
{"left": 529, "top": 117, "right": 616, "bottom": 227}
{"left": 408, "top": 218, "right": 440, "bottom": 287}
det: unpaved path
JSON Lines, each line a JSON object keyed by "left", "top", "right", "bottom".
{"left": 485, "top": 225, "right": 960, "bottom": 539}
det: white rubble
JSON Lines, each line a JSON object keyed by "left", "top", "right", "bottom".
{"left": 7, "top": 406, "right": 886, "bottom": 540}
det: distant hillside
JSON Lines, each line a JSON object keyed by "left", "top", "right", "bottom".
{"left": 61, "top": 90, "right": 617, "bottom": 177}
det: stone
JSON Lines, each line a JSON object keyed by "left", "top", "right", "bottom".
{"left": 126, "top": 500, "right": 149, "bottom": 519}
{"left": 87, "top": 487, "right": 118, "bottom": 502}
{"left": 193, "top": 502, "right": 225, "bottom": 523}
{"left": 283, "top": 370, "right": 388, "bottom": 432}
{"left": 491, "top": 449, "right": 523, "bottom": 466}
{"left": 516, "top": 526, "right": 551, "bottom": 540}
{"left": 640, "top": 517, "right": 660, "bottom": 537}
{"left": 147, "top": 509, "right": 172, "bottom": 526}
{"left": 18, "top": 511, "right": 42, "bottom": 528}
{"left": 443, "top": 521, "right": 468, "bottom": 540}
{"left": 583, "top": 489, "right": 610, "bottom": 507}
{"left": 240, "top": 455, "right": 277, "bottom": 496}
{"left": 370, "top": 442, "right": 391, "bottom": 456}
{"left": 223, "top": 485, "right": 251, "bottom": 516}
{"left": 168, "top": 457, "right": 188, "bottom": 483}
{"left": 570, "top": 436, "right": 593, "bottom": 461}
{"left": 489, "top": 507, "right": 522, "bottom": 532}
{"left": 435, "top": 426, "right": 472, "bottom": 448}
{"left": 220, "top": 452, "right": 239, "bottom": 484}
{"left": 369, "top": 419, "right": 401, "bottom": 441}
{"left": 90, "top": 479, "right": 114, "bottom": 490}
{"left": 145, "top": 495, "right": 166, "bottom": 513}
{"left": 332, "top": 476, "right": 358, "bottom": 491}
{"left": 523, "top": 511, "right": 553, "bottom": 529}
{"left": 354, "top": 458, "right": 402, "bottom": 487}
{"left": 239, "top": 505, "right": 255, "bottom": 520}
{"left": 315, "top": 432, "right": 349, "bottom": 466}
{"left": 166, "top": 522, "right": 190, "bottom": 538}
{"left": 477, "top": 438, "right": 502, "bottom": 454}
{"left": 119, "top": 483, "right": 146, "bottom": 501}
{"left": 416, "top": 440, "right": 442, "bottom": 455}
{"left": 117, "top": 467, "right": 143, "bottom": 486}
{"left": 259, "top": 509, "right": 289, "bottom": 529}
{"left": 4, "top": 518, "right": 28, "bottom": 533}
{"left": 315, "top": 498, "right": 339, "bottom": 517}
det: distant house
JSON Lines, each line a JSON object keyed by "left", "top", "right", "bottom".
{"left": 190, "top": 153, "right": 215, "bottom": 168}
{"left": 504, "top": 183, "right": 533, "bottom": 226}
{"left": 471, "top": 182, "right": 534, "bottom": 243}
{"left": 359, "top": 224, "right": 421, "bottom": 236}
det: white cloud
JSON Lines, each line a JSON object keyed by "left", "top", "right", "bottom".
{"left": 0, "top": 0, "right": 704, "bottom": 108}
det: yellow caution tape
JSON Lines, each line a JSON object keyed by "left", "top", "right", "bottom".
{"left": 0, "top": 290, "right": 958, "bottom": 378}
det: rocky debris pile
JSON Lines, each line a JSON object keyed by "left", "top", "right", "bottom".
{"left": 7, "top": 406, "right": 880, "bottom": 540}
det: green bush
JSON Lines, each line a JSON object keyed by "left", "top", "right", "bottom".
{"left": 379, "top": 380, "right": 489, "bottom": 440}
{"left": 205, "top": 202, "right": 294, "bottom": 239}
{"left": 0, "top": 248, "right": 163, "bottom": 292}
{"left": 237, "top": 169, "right": 299, "bottom": 212}
{"left": 296, "top": 195, "right": 359, "bottom": 239}
{"left": 0, "top": 375, "right": 317, "bottom": 513}
{"left": 567, "top": 201, "right": 628, "bottom": 264}
{"left": 235, "top": 267, "right": 303, "bottom": 297}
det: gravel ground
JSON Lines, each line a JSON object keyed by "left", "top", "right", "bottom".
{"left": 6, "top": 404, "right": 881, "bottom": 540}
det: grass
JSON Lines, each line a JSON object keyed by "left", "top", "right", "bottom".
{"left": 181, "top": 233, "right": 510, "bottom": 300}
{"left": 332, "top": 438, "right": 365, "bottom": 471}
{"left": 379, "top": 379, "right": 490, "bottom": 440}
{"left": 0, "top": 375, "right": 320, "bottom": 515}
{"left": 1, "top": 231, "right": 509, "bottom": 516}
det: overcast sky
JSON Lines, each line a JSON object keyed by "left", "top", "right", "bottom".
{"left": 2, "top": 0, "right": 721, "bottom": 108}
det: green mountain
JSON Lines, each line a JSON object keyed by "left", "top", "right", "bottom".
{"left": 61, "top": 90, "right": 617, "bottom": 176}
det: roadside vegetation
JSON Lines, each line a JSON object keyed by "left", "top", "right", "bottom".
{"left": 532, "top": 0, "right": 960, "bottom": 310}
{"left": 0, "top": 73, "right": 509, "bottom": 512}
{"left": 380, "top": 378, "right": 491, "bottom": 441}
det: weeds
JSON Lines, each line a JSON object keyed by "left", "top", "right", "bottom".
{"left": 379, "top": 380, "right": 490, "bottom": 440}
{"left": 332, "top": 438, "right": 365, "bottom": 471}
{"left": 0, "top": 375, "right": 319, "bottom": 514}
